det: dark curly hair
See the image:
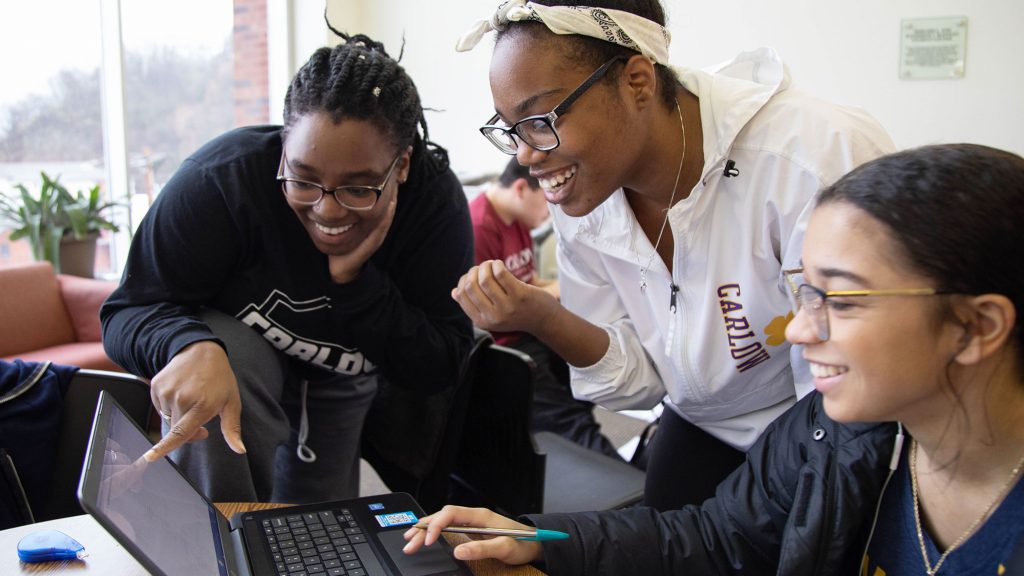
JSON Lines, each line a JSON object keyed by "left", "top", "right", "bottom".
{"left": 282, "top": 20, "right": 448, "bottom": 179}
{"left": 818, "top": 143, "right": 1024, "bottom": 364}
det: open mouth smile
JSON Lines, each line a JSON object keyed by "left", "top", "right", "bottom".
{"left": 537, "top": 166, "right": 576, "bottom": 192}
{"left": 315, "top": 222, "right": 354, "bottom": 235}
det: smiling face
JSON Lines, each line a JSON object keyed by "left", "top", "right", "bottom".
{"left": 489, "top": 31, "right": 644, "bottom": 217}
{"left": 281, "top": 112, "right": 409, "bottom": 256}
{"left": 784, "top": 202, "right": 965, "bottom": 424}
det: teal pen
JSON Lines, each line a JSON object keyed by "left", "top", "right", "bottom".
{"left": 414, "top": 524, "right": 569, "bottom": 541}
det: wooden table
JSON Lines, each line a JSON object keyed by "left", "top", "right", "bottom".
{"left": 0, "top": 503, "right": 545, "bottom": 575}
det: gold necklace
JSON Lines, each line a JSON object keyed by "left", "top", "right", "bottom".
{"left": 638, "top": 98, "right": 686, "bottom": 295}
{"left": 910, "top": 439, "right": 1024, "bottom": 575}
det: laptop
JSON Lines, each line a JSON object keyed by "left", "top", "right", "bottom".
{"left": 78, "top": 391, "right": 473, "bottom": 576}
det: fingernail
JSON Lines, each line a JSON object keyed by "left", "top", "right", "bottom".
{"left": 142, "top": 449, "right": 159, "bottom": 463}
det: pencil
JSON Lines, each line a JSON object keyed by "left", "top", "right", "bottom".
{"left": 413, "top": 524, "right": 569, "bottom": 541}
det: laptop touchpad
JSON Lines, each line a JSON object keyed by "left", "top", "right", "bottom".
{"left": 376, "top": 529, "right": 459, "bottom": 576}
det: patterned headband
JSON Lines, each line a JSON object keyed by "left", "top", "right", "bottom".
{"left": 456, "top": 0, "right": 671, "bottom": 65}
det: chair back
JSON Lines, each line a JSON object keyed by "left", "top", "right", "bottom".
{"left": 0, "top": 262, "right": 74, "bottom": 357}
{"left": 451, "top": 341, "right": 646, "bottom": 516}
{"left": 362, "top": 329, "right": 493, "bottom": 512}
{"left": 39, "top": 369, "right": 151, "bottom": 521}
{"left": 535, "top": 431, "right": 645, "bottom": 513}
{"left": 451, "top": 343, "right": 546, "bottom": 516}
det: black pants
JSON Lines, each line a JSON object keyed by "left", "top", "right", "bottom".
{"left": 508, "top": 335, "right": 623, "bottom": 461}
{"left": 643, "top": 406, "right": 746, "bottom": 511}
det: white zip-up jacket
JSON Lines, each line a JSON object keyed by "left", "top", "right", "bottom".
{"left": 554, "top": 47, "right": 895, "bottom": 450}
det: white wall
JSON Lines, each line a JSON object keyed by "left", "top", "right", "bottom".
{"left": 283, "top": 0, "right": 1024, "bottom": 177}
{"left": 665, "top": 0, "right": 1024, "bottom": 157}
{"left": 288, "top": 0, "right": 505, "bottom": 179}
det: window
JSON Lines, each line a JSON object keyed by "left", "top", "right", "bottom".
{"left": 120, "top": 0, "right": 235, "bottom": 219}
{"left": 0, "top": 1, "right": 105, "bottom": 270}
{"left": 0, "top": 0, "right": 266, "bottom": 278}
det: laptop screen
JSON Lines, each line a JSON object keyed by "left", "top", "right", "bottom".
{"left": 81, "top": 395, "right": 226, "bottom": 575}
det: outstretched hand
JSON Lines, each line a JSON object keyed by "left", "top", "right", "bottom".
{"left": 402, "top": 505, "right": 544, "bottom": 566}
{"left": 144, "top": 340, "right": 245, "bottom": 463}
{"left": 452, "top": 260, "right": 561, "bottom": 334}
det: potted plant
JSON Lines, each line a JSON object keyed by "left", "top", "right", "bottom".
{"left": 0, "top": 171, "right": 120, "bottom": 277}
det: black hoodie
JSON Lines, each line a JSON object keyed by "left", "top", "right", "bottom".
{"left": 101, "top": 125, "right": 473, "bottom": 394}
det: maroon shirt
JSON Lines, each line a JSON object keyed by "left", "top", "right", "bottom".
{"left": 469, "top": 192, "right": 535, "bottom": 344}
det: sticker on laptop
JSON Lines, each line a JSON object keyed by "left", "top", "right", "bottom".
{"left": 375, "top": 511, "right": 418, "bottom": 528}
{"left": 368, "top": 503, "right": 385, "bottom": 511}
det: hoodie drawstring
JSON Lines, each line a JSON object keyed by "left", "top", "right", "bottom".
{"left": 295, "top": 379, "right": 317, "bottom": 463}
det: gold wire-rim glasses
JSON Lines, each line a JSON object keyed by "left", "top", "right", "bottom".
{"left": 782, "top": 267, "right": 949, "bottom": 340}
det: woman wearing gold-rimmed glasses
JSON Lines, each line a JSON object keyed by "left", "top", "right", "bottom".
{"left": 411, "top": 144, "right": 1024, "bottom": 575}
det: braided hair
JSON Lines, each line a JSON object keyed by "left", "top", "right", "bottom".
{"left": 282, "top": 23, "right": 449, "bottom": 178}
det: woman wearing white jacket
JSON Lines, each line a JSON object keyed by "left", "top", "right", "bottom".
{"left": 452, "top": 0, "right": 894, "bottom": 510}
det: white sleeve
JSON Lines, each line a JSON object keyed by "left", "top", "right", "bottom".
{"left": 553, "top": 217, "right": 668, "bottom": 411}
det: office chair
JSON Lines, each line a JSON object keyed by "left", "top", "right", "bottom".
{"left": 362, "top": 329, "right": 493, "bottom": 512}
{"left": 37, "top": 368, "right": 152, "bottom": 521}
{"left": 450, "top": 342, "right": 646, "bottom": 517}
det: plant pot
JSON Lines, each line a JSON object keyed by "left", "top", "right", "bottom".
{"left": 59, "top": 233, "right": 99, "bottom": 278}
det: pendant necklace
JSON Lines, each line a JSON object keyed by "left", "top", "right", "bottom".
{"left": 910, "top": 439, "right": 1024, "bottom": 575}
{"left": 638, "top": 98, "right": 686, "bottom": 295}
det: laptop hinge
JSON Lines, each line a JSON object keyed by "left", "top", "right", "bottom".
{"left": 216, "top": 509, "right": 248, "bottom": 576}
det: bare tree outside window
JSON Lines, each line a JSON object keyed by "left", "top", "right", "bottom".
{"left": 0, "top": 0, "right": 243, "bottom": 277}
{"left": 0, "top": 48, "right": 231, "bottom": 175}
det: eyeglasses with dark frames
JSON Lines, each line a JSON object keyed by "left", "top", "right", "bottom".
{"left": 479, "top": 56, "right": 628, "bottom": 155}
{"left": 277, "top": 151, "right": 401, "bottom": 210}
{"left": 783, "top": 267, "right": 951, "bottom": 341}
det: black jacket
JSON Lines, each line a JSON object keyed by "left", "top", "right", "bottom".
{"left": 0, "top": 360, "right": 78, "bottom": 528}
{"left": 101, "top": 125, "right": 472, "bottom": 392}
{"left": 100, "top": 126, "right": 474, "bottom": 487}
{"left": 529, "top": 392, "right": 904, "bottom": 575}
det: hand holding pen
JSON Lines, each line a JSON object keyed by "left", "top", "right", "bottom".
{"left": 413, "top": 525, "right": 568, "bottom": 541}
{"left": 402, "top": 505, "right": 560, "bottom": 565}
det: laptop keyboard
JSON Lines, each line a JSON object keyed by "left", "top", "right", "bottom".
{"left": 262, "top": 508, "right": 382, "bottom": 576}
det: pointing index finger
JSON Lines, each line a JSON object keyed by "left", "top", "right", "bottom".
{"left": 219, "top": 391, "right": 246, "bottom": 455}
{"left": 143, "top": 406, "right": 212, "bottom": 462}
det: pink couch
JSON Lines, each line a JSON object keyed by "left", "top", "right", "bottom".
{"left": 0, "top": 262, "right": 121, "bottom": 372}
